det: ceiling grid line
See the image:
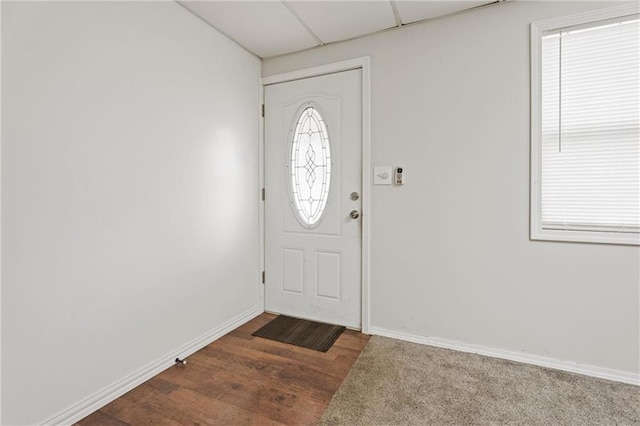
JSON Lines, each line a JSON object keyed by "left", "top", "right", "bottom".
{"left": 390, "top": 1, "right": 403, "bottom": 27}
{"left": 281, "top": 1, "right": 325, "bottom": 46}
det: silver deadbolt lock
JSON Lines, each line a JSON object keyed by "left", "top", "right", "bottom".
{"left": 350, "top": 192, "right": 359, "bottom": 201}
{"left": 350, "top": 210, "right": 360, "bottom": 219}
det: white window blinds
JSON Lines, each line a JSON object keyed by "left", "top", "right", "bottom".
{"left": 540, "top": 16, "right": 639, "bottom": 234}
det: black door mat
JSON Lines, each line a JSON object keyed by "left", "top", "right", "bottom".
{"left": 252, "top": 315, "right": 346, "bottom": 352}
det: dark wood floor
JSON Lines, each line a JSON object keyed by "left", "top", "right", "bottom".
{"left": 77, "top": 313, "right": 370, "bottom": 425}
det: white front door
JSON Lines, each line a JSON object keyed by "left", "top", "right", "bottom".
{"left": 264, "top": 69, "right": 362, "bottom": 329}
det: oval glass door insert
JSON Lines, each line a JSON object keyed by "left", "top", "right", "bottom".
{"left": 289, "top": 106, "right": 332, "bottom": 227}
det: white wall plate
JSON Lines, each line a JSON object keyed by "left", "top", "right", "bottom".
{"left": 374, "top": 166, "right": 392, "bottom": 185}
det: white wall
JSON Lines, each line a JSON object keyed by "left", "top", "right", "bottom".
{"left": 263, "top": 1, "right": 640, "bottom": 376}
{"left": 2, "top": 2, "right": 260, "bottom": 424}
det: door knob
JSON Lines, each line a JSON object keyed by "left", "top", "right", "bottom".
{"left": 350, "top": 210, "right": 360, "bottom": 219}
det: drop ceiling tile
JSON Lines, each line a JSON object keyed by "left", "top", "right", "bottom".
{"left": 286, "top": 1, "right": 397, "bottom": 44}
{"left": 394, "top": 1, "right": 490, "bottom": 25}
{"left": 180, "top": 1, "right": 319, "bottom": 58}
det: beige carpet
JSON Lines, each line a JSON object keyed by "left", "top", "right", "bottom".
{"left": 320, "top": 336, "right": 640, "bottom": 425}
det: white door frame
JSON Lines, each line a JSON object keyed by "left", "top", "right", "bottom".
{"left": 259, "top": 57, "right": 371, "bottom": 333}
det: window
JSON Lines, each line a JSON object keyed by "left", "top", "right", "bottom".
{"left": 289, "top": 106, "right": 332, "bottom": 227}
{"left": 531, "top": 5, "right": 640, "bottom": 245}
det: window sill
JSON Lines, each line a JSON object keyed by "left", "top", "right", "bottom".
{"left": 530, "top": 228, "right": 640, "bottom": 246}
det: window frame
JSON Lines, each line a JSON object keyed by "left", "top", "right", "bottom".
{"left": 530, "top": 4, "right": 640, "bottom": 246}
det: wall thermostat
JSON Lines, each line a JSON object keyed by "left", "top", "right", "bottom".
{"left": 395, "top": 167, "right": 404, "bottom": 185}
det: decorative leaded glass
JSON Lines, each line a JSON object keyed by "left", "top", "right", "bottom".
{"left": 289, "top": 106, "right": 332, "bottom": 227}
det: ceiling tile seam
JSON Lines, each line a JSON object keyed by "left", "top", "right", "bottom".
{"left": 281, "top": 1, "right": 325, "bottom": 46}
{"left": 380, "top": 0, "right": 508, "bottom": 33}
{"left": 264, "top": 0, "right": 507, "bottom": 60}
{"left": 174, "top": 1, "right": 262, "bottom": 59}
{"left": 389, "top": 1, "right": 403, "bottom": 27}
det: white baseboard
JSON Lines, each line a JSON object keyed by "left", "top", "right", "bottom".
{"left": 43, "top": 305, "right": 263, "bottom": 426}
{"left": 368, "top": 326, "right": 639, "bottom": 386}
